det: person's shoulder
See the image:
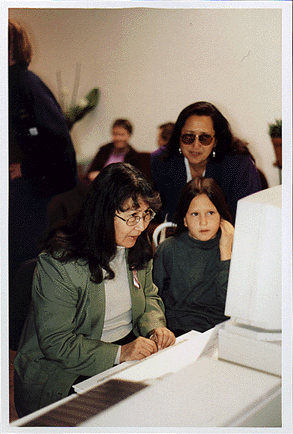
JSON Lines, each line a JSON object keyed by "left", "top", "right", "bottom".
{"left": 156, "top": 234, "right": 178, "bottom": 253}
{"left": 228, "top": 153, "right": 254, "bottom": 162}
{"left": 24, "top": 68, "right": 40, "bottom": 80}
{"left": 38, "top": 252, "right": 89, "bottom": 277}
{"left": 151, "top": 147, "right": 181, "bottom": 167}
{"left": 127, "top": 144, "right": 139, "bottom": 156}
{"left": 228, "top": 153, "right": 257, "bottom": 171}
{"left": 36, "top": 254, "right": 90, "bottom": 295}
{"left": 212, "top": 153, "right": 254, "bottom": 169}
{"left": 151, "top": 146, "right": 166, "bottom": 159}
{"left": 98, "top": 142, "right": 114, "bottom": 152}
{"left": 154, "top": 238, "right": 173, "bottom": 265}
{"left": 21, "top": 68, "right": 46, "bottom": 88}
{"left": 156, "top": 233, "right": 191, "bottom": 262}
{"left": 16, "top": 68, "right": 56, "bottom": 102}
{"left": 37, "top": 252, "right": 64, "bottom": 276}
{"left": 151, "top": 146, "right": 165, "bottom": 156}
{"left": 10, "top": 65, "right": 38, "bottom": 89}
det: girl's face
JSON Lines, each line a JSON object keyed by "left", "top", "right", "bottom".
{"left": 112, "top": 126, "right": 131, "bottom": 151}
{"left": 180, "top": 115, "right": 216, "bottom": 168}
{"left": 114, "top": 198, "right": 151, "bottom": 248}
{"left": 184, "top": 194, "right": 220, "bottom": 241}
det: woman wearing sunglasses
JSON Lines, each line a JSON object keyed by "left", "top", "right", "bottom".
{"left": 14, "top": 163, "right": 175, "bottom": 417}
{"left": 151, "top": 101, "right": 262, "bottom": 222}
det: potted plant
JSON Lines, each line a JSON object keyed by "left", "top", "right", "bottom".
{"left": 56, "top": 64, "right": 100, "bottom": 131}
{"left": 268, "top": 119, "right": 282, "bottom": 169}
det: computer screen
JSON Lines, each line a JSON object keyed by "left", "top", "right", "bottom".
{"left": 224, "top": 185, "right": 282, "bottom": 331}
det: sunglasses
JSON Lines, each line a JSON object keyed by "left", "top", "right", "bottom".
{"left": 181, "top": 133, "right": 215, "bottom": 146}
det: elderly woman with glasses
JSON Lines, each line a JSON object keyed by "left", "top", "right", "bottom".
{"left": 14, "top": 163, "right": 175, "bottom": 417}
{"left": 151, "top": 102, "right": 262, "bottom": 222}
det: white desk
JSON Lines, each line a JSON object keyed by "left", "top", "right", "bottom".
{"left": 78, "top": 356, "right": 281, "bottom": 428}
{"left": 11, "top": 326, "right": 281, "bottom": 428}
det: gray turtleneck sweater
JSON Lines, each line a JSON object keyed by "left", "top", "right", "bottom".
{"left": 153, "top": 230, "right": 230, "bottom": 333}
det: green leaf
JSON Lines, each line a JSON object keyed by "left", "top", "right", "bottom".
{"left": 65, "top": 88, "right": 100, "bottom": 130}
{"left": 86, "top": 88, "right": 99, "bottom": 108}
{"left": 268, "top": 119, "right": 282, "bottom": 138}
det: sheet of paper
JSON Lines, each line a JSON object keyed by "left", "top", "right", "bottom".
{"left": 74, "top": 328, "right": 217, "bottom": 393}
{"left": 111, "top": 328, "right": 215, "bottom": 383}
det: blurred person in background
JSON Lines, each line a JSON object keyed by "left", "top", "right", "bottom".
{"left": 88, "top": 119, "right": 151, "bottom": 181}
{"left": 9, "top": 19, "right": 77, "bottom": 283}
{"left": 157, "top": 122, "right": 174, "bottom": 148}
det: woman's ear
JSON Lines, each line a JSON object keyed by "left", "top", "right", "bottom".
{"left": 184, "top": 217, "right": 188, "bottom": 227}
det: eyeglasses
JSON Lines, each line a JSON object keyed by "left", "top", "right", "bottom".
{"left": 115, "top": 209, "right": 156, "bottom": 226}
{"left": 181, "top": 133, "right": 215, "bottom": 146}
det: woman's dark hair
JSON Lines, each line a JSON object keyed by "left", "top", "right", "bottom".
{"left": 9, "top": 20, "right": 32, "bottom": 66}
{"left": 112, "top": 119, "right": 133, "bottom": 135}
{"left": 162, "top": 101, "right": 251, "bottom": 162}
{"left": 43, "top": 163, "right": 161, "bottom": 283}
{"left": 173, "top": 177, "right": 233, "bottom": 235}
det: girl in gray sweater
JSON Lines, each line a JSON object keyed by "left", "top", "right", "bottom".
{"left": 153, "top": 177, "right": 234, "bottom": 337}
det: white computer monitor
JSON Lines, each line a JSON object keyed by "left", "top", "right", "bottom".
{"left": 224, "top": 185, "right": 282, "bottom": 332}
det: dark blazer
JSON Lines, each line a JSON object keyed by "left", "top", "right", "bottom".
{"left": 9, "top": 63, "right": 77, "bottom": 198}
{"left": 151, "top": 147, "right": 262, "bottom": 222}
{"left": 88, "top": 142, "right": 152, "bottom": 180}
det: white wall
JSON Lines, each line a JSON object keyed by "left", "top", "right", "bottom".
{"left": 9, "top": 4, "right": 282, "bottom": 187}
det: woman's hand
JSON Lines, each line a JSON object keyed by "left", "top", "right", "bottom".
{"left": 149, "top": 327, "right": 176, "bottom": 350}
{"left": 120, "top": 336, "right": 158, "bottom": 363}
{"left": 219, "top": 219, "right": 234, "bottom": 261}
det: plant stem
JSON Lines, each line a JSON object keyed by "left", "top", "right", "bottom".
{"left": 71, "top": 63, "right": 81, "bottom": 109}
{"left": 56, "top": 70, "right": 65, "bottom": 112}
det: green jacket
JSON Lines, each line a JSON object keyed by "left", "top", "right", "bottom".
{"left": 14, "top": 252, "right": 166, "bottom": 415}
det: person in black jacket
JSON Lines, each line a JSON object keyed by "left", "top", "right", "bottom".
{"left": 9, "top": 19, "right": 77, "bottom": 283}
{"left": 151, "top": 102, "right": 262, "bottom": 223}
